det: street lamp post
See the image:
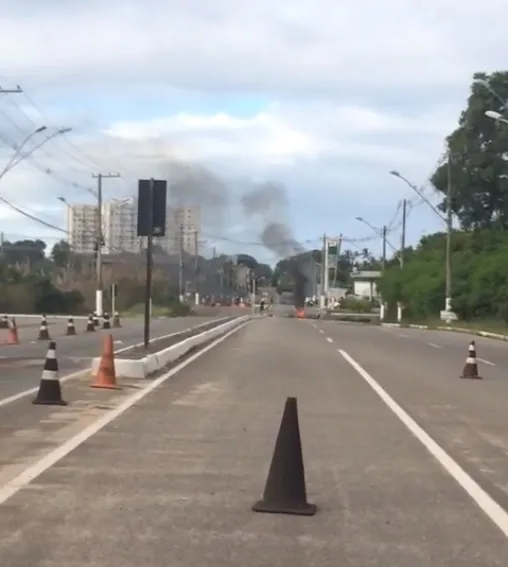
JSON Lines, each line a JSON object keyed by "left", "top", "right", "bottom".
{"left": 389, "top": 164, "right": 454, "bottom": 319}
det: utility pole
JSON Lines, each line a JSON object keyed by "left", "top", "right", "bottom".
{"left": 320, "top": 234, "right": 327, "bottom": 308}
{"left": 143, "top": 179, "right": 154, "bottom": 349}
{"left": 382, "top": 226, "right": 387, "bottom": 268}
{"left": 91, "top": 172, "right": 120, "bottom": 316}
{"left": 400, "top": 199, "right": 407, "bottom": 267}
{"left": 178, "top": 224, "right": 184, "bottom": 301}
{"left": 445, "top": 150, "right": 453, "bottom": 313}
{"left": 193, "top": 230, "right": 199, "bottom": 305}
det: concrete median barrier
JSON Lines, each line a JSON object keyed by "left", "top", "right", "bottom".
{"left": 91, "top": 315, "right": 250, "bottom": 379}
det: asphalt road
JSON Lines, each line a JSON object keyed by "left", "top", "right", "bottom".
{"left": 0, "top": 316, "right": 507, "bottom": 565}
{"left": 0, "top": 315, "right": 232, "bottom": 400}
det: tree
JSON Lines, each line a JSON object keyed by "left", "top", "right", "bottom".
{"left": 378, "top": 229, "right": 508, "bottom": 322}
{"left": 2, "top": 239, "right": 46, "bottom": 267}
{"left": 431, "top": 71, "right": 508, "bottom": 230}
{"left": 51, "top": 240, "right": 72, "bottom": 268}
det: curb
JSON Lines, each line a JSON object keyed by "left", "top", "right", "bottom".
{"left": 381, "top": 322, "right": 508, "bottom": 341}
{"left": 91, "top": 315, "right": 250, "bottom": 378}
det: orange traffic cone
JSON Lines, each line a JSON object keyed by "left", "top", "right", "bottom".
{"left": 5, "top": 317, "right": 19, "bottom": 345}
{"left": 460, "top": 340, "right": 482, "bottom": 380}
{"left": 91, "top": 333, "right": 121, "bottom": 390}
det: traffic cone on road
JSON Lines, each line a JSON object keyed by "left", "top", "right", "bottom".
{"left": 37, "top": 315, "right": 51, "bottom": 340}
{"left": 66, "top": 316, "right": 76, "bottom": 336}
{"left": 102, "top": 312, "right": 111, "bottom": 329}
{"left": 86, "top": 315, "right": 95, "bottom": 332}
{"left": 252, "top": 397, "right": 317, "bottom": 516}
{"left": 91, "top": 333, "right": 121, "bottom": 390}
{"left": 5, "top": 317, "right": 19, "bottom": 345}
{"left": 0, "top": 315, "right": 8, "bottom": 329}
{"left": 32, "top": 341, "right": 67, "bottom": 406}
{"left": 113, "top": 311, "right": 121, "bottom": 328}
{"left": 460, "top": 340, "right": 482, "bottom": 380}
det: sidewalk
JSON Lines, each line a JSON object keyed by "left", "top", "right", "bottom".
{"left": 0, "top": 317, "right": 507, "bottom": 566}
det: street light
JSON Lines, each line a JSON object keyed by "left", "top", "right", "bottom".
{"left": 355, "top": 216, "right": 401, "bottom": 266}
{"left": 485, "top": 110, "right": 508, "bottom": 125}
{"left": 0, "top": 126, "right": 73, "bottom": 182}
{"left": 474, "top": 79, "right": 507, "bottom": 109}
{"left": 389, "top": 164, "right": 453, "bottom": 316}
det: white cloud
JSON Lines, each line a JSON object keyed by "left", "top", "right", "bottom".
{"left": 0, "top": 0, "right": 504, "bottom": 261}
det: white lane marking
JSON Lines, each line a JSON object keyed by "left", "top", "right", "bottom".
{"left": 399, "top": 333, "right": 409, "bottom": 338}
{"left": 0, "top": 320, "right": 250, "bottom": 506}
{"left": 338, "top": 349, "right": 508, "bottom": 540}
{"left": 0, "top": 319, "right": 234, "bottom": 409}
{"left": 319, "top": 329, "right": 325, "bottom": 334}
{"left": 326, "top": 337, "right": 333, "bottom": 343}
{"left": 477, "top": 357, "right": 495, "bottom": 367}
{"left": 427, "top": 342, "right": 443, "bottom": 349}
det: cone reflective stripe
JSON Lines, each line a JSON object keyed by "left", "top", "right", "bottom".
{"left": 32, "top": 341, "right": 68, "bottom": 405}
{"left": 38, "top": 317, "right": 51, "bottom": 340}
{"left": 252, "top": 397, "right": 316, "bottom": 516}
{"left": 86, "top": 315, "right": 95, "bottom": 332}
{"left": 102, "top": 312, "right": 111, "bottom": 329}
{"left": 66, "top": 316, "right": 76, "bottom": 336}
{"left": 460, "top": 340, "right": 482, "bottom": 380}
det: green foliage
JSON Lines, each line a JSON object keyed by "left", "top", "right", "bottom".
{"left": 431, "top": 71, "right": 508, "bottom": 229}
{"left": 338, "top": 296, "right": 373, "bottom": 313}
{"left": 378, "top": 229, "right": 508, "bottom": 321}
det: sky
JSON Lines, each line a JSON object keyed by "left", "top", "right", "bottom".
{"left": 0, "top": 0, "right": 506, "bottom": 265}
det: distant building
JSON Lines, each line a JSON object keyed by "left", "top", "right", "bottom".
{"left": 67, "top": 204, "right": 98, "bottom": 254}
{"left": 103, "top": 198, "right": 139, "bottom": 255}
{"left": 160, "top": 206, "right": 201, "bottom": 256}
{"left": 66, "top": 201, "right": 201, "bottom": 257}
{"left": 350, "top": 270, "right": 382, "bottom": 299}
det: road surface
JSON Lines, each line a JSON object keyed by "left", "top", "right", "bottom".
{"left": 0, "top": 316, "right": 508, "bottom": 565}
{"left": 0, "top": 315, "right": 232, "bottom": 400}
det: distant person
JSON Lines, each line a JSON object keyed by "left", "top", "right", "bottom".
{"left": 260, "top": 298, "right": 266, "bottom": 313}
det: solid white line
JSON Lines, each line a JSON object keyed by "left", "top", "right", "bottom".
{"left": 0, "top": 317, "right": 235, "bottom": 409}
{"left": 477, "top": 357, "right": 495, "bottom": 367}
{"left": 427, "top": 342, "right": 443, "bottom": 349}
{"left": 326, "top": 337, "right": 333, "bottom": 343}
{"left": 338, "top": 349, "right": 508, "bottom": 539}
{"left": 0, "top": 319, "right": 250, "bottom": 506}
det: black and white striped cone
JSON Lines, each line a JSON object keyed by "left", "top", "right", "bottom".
{"left": 86, "top": 315, "right": 95, "bottom": 332}
{"left": 113, "top": 311, "right": 121, "bottom": 328}
{"left": 32, "top": 341, "right": 67, "bottom": 406}
{"left": 93, "top": 313, "right": 100, "bottom": 328}
{"left": 66, "top": 316, "right": 76, "bottom": 336}
{"left": 460, "top": 340, "right": 482, "bottom": 379}
{"left": 0, "top": 315, "right": 8, "bottom": 329}
{"left": 38, "top": 316, "right": 51, "bottom": 340}
{"left": 102, "top": 312, "right": 111, "bottom": 329}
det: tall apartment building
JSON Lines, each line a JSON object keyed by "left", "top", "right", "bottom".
{"left": 67, "top": 204, "right": 99, "bottom": 254}
{"left": 66, "top": 201, "right": 201, "bottom": 257}
{"left": 103, "top": 198, "right": 139, "bottom": 254}
{"left": 161, "top": 206, "right": 201, "bottom": 256}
